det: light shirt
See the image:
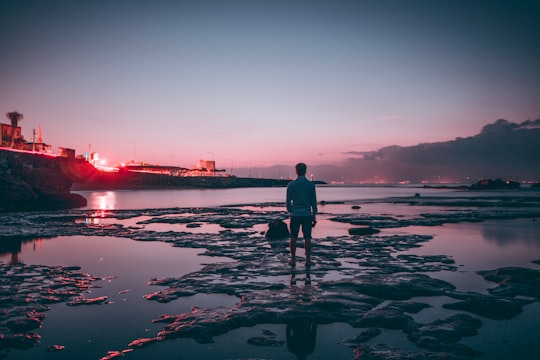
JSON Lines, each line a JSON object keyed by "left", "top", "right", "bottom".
{"left": 286, "top": 176, "right": 318, "bottom": 217}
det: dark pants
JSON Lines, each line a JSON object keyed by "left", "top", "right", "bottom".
{"left": 289, "top": 216, "right": 313, "bottom": 263}
{"left": 290, "top": 216, "right": 313, "bottom": 240}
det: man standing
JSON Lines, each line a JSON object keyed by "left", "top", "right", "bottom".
{"left": 286, "top": 163, "right": 318, "bottom": 266}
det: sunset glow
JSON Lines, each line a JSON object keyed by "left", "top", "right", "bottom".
{"left": 1, "top": 0, "right": 539, "bottom": 174}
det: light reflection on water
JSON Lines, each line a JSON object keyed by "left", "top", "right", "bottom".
{"left": 93, "top": 191, "right": 117, "bottom": 210}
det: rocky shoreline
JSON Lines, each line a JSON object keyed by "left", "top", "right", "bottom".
{"left": 0, "top": 194, "right": 539, "bottom": 359}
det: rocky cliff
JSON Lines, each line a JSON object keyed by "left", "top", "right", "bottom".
{"left": 0, "top": 149, "right": 87, "bottom": 211}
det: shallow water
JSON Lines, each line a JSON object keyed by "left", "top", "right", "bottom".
{"left": 2, "top": 236, "right": 236, "bottom": 360}
{"left": 1, "top": 186, "right": 540, "bottom": 359}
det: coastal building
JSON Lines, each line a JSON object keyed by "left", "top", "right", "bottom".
{"left": 122, "top": 163, "right": 189, "bottom": 176}
{"left": 59, "top": 147, "right": 76, "bottom": 158}
{"left": 187, "top": 160, "right": 217, "bottom": 176}
{"left": 199, "top": 160, "right": 215, "bottom": 174}
{"left": 23, "top": 142, "right": 53, "bottom": 153}
{"left": 0, "top": 123, "right": 22, "bottom": 148}
{"left": 23, "top": 126, "right": 53, "bottom": 153}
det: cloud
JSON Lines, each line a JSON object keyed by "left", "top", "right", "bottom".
{"left": 519, "top": 119, "right": 540, "bottom": 129}
{"left": 329, "top": 119, "right": 540, "bottom": 183}
{"left": 235, "top": 119, "right": 540, "bottom": 183}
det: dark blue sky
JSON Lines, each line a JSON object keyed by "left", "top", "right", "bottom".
{"left": 1, "top": 0, "right": 539, "bottom": 168}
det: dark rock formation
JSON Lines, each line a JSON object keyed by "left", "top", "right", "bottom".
{"left": 0, "top": 149, "right": 86, "bottom": 211}
{"left": 405, "top": 314, "right": 483, "bottom": 357}
{"left": 477, "top": 267, "right": 540, "bottom": 299}
{"left": 348, "top": 227, "right": 381, "bottom": 235}
{"left": 468, "top": 178, "right": 520, "bottom": 190}
{"left": 442, "top": 294, "right": 530, "bottom": 320}
{"left": 265, "top": 219, "right": 290, "bottom": 240}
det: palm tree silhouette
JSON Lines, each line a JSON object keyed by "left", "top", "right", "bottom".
{"left": 5, "top": 111, "right": 23, "bottom": 148}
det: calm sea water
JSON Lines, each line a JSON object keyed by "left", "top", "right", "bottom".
{"left": 77, "top": 185, "right": 476, "bottom": 210}
{"left": 2, "top": 185, "right": 540, "bottom": 360}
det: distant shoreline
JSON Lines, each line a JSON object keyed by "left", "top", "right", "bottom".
{"left": 70, "top": 174, "right": 302, "bottom": 191}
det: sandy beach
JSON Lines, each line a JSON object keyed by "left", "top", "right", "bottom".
{"left": 1, "top": 187, "right": 539, "bottom": 359}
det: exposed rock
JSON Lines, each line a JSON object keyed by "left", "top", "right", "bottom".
{"left": 67, "top": 296, "right": 109, "bottom": 306}
{"left": 443, "top": 294, "right": 530, "bottom": 320}
{"left": 352, "top": 301, "right": 431, "bottom": 330}
{"left": 321, "top": 273, "right": 456, "bottom": 301}
{"left": 7, "top": 317, "right": 42, "bottom": 331}
{"left": 477, "top": 267, "right": 540, "bottom": 299}
{"left": 348, "top": 227, "right": 381, "bottom": 235}
{"left": 0, "top": 149, "right": 86, "bottom": 211}
{"left": 342, "top": 327, "right": 382, "bottom": 347}
{"left": 101, "top": 349, "right": 133, "bottom": 359}
{"left": 0, "top": 333, "right": 41, "bottom": 349}
{"left": 45, "top": 344, "right": 65, "bottom": 352}
{"left": 405, "top": 314, "right": 483, "bottom": 357}
{"left": 0, "top": 262, "right": 103, "bottom": 353}
{"left": 330, "top": 200, "right": 540, "bottom": 228}
{"left": 128, "top": 337, "right": 159, "bottom": 348}
{"left": 468, "top": 178, "right": 520, "bottom": 190}
{"left": 265, "top": 219, "right": 290, "bottom": 240}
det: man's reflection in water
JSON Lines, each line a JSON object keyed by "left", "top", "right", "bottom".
{"left": 286, "top": 319, "right": 317, "bottom": 360}
{"left": 287, "top": 268, "right": 317, "bottom": 359}
{"left": 290, "top": 268, "right": 311, "bottom": 286}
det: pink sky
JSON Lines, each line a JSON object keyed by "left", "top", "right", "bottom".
{"left": 2, "top": 1, "right": 539, "bottom": 169}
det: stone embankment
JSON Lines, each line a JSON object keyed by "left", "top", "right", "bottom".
{"left": 0, "top": 149, "right": 87, "bottom": 211}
